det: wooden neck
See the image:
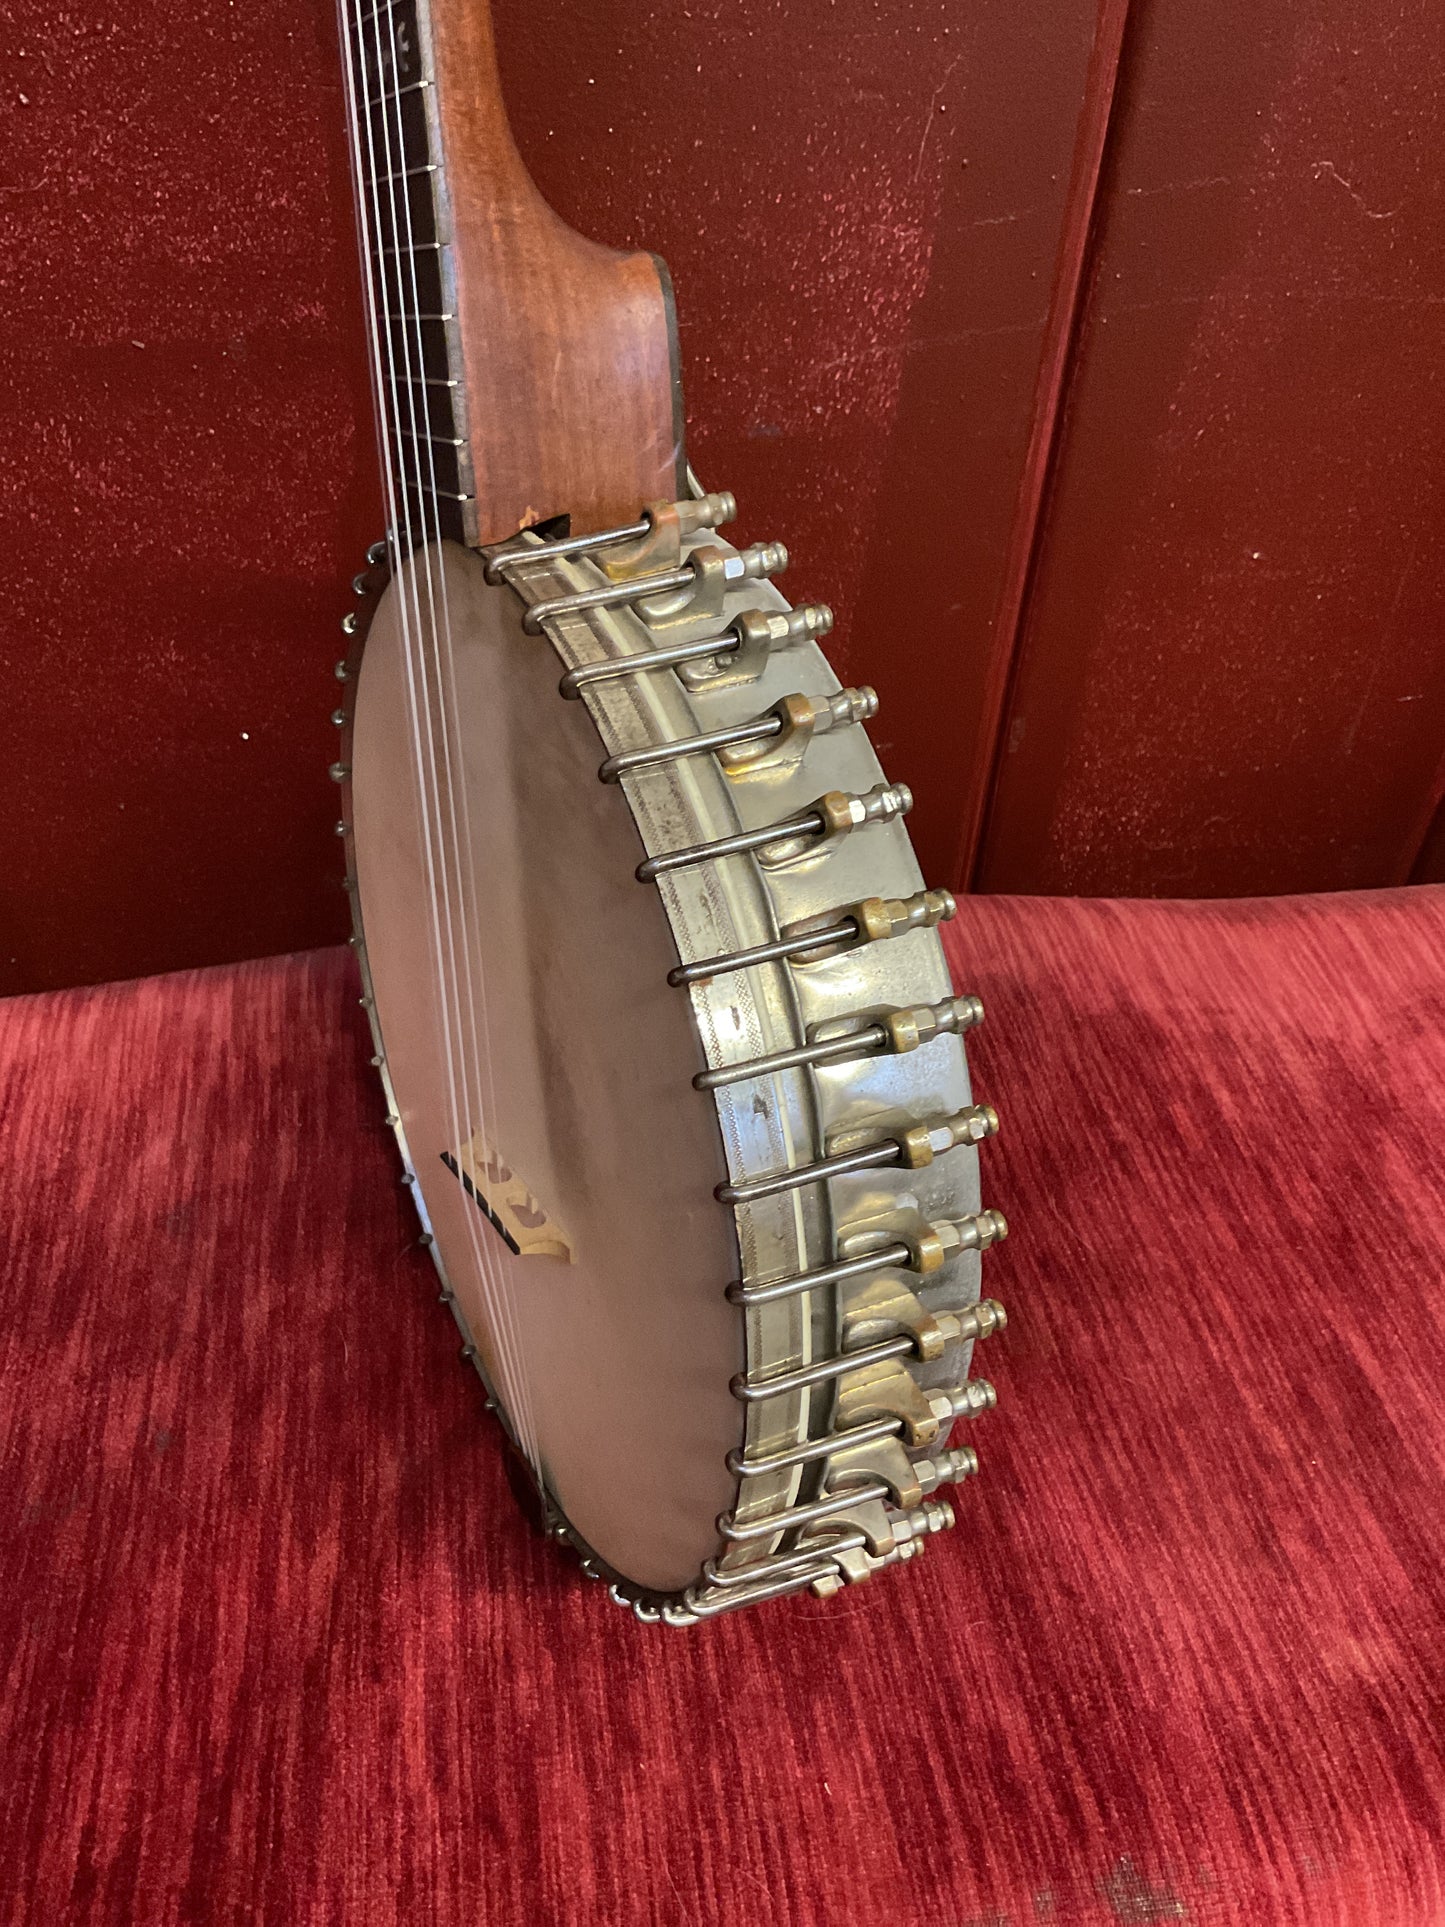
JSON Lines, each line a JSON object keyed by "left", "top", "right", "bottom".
{"left": 341, "top": 0, "right": 683, "bottom": 549}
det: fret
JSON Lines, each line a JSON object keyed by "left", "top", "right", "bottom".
{"left": 345, "top": 0, "right": 476, "bottom": 547}
{"left": 380, "top": 315, "right": 451, "bottom": 381}
{"left": 397, "top": 480, "right": 475, "bottom": 506}
{"left": 367, "top": 161, "right": 438, "bottom": 190}
{"left": 375, "top": 77, "right": 431, "bottom": 103}
{"left": 390, "top": 424, "right": 470, "bottom": 499}
{"left": 395, "top": 426, "right": 467, "bottom": 449}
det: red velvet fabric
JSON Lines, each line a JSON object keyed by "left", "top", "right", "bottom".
{"left": 2, "top": 890, "right": 1443, "bottom": 1924}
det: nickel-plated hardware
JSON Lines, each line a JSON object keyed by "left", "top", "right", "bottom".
{"left": 733, "top": 1310, "right": 1003, "bottom": 1401}
{"left": 598, "top": 493, "right": 738, "bottom": 578}
{"left": 335, "top": 659, "right": 350, "bottom": 679}
{"left": 341, "top": 467, "right": 1014, "bottom": 1618}
{"left": 672, "top": 603, "right": 833, "bottom": 690}
{"left": 725, "top": 1209, "right": 1008, "bottom": 1308}
{"left": 489, "top": 521, "right": 650, "bottom": 582}
{"left": 718, "top": 1478, "right": 891, "bottom": 1542}
{"left": 558, "top": 602, "right": 833, "bottom": 701}
{"left": 729, "top": 1426, "right": 984, "bottom": 1493}
{"left": 640, "top": 781, "right": 908, "bottom": 885}
{"left": 483, "top": 491, "right": 735, "bottom": 583}
{"left": 601, "top": 687, "right": 875, "bottom": 787}
{"left": 718, "top": 1489, "right": 954, "bottom": 1553}
{"left": 914, "top": 1445, "right": 979, "bottom": 1493}
{"left": 935, "top": 1374, "right": 1001, "bottom": 1422}
{"left": 562, "top": 630, "right": 757, "bottom": 699}
{"left": 727, "top": 1417, "right": 901, "bottom": 1478}
{"left": 341, "top": 611, "right": 359, "bottom": 636}
{"left": 702, "top": 1532, "right": 867, "bottom": 1588}
{"left": 331, "top": 708, "right": 346, "bottom": 728}
{"left": 366, "top": 539, "right": 390, "bottom": 568}
{"left": 352, "top": 573, "right": 372, "bottom": 597}
{"left": 716, "top": 1101, "right": 996, "bottom": 1206}
{"left": 520, "top": 540, "right": 784, "bottom": 635}
{"left": 684, "top": 1562, "right": 848, "bottom": 1617}
{"left": 695, "top": 990, "right": 981, "bottom": 1091}
{"left": 674, "top": 886, "right": 953, "bottom": 990}
{"left": 329, "top": 762, "right": 350, "bottom": 783}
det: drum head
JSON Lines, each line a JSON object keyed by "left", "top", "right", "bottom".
{"left": 352, "top": 541, "right": 742, "bottom": 1594}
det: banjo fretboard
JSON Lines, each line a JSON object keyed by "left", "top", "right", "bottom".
{"left": 341, "top": 0, "right": 478, "bottom": 549}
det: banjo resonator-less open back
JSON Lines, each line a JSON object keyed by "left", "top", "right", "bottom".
{"left": 330, "top": 0, "right": 1014, "bottom": 1621}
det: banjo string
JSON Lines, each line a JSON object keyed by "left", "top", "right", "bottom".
{"left": 344, "top": 0, "right": 540, "bottom": 1473}
{"left": 361, "top": 0, "right": 544, "bottom": 1476}
{"left": 349, "top": 0, "right": 530, "bottom": 1467}
{"left": 359, "top": 0, "right": 542, "bottom": 1477}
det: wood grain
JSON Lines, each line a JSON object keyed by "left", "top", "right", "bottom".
{"left": 429, "top": 0, "right": 683, "bottom": 543}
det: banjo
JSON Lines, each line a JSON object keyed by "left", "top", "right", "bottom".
{"left": 330, "top": 0, "right": 1012, "bottom": 1621}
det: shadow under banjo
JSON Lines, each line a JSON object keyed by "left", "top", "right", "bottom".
{"left": 330, "top": 0, "right": 1012, "bottom": 1621}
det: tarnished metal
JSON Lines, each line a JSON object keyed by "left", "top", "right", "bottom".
{"left": 339, "top": 502, "right": 1015, "bottom": 1622}
{"left": 715, "top": 1103, "right": 998, "bottom": 1205}
{"left": 725, "top": 1210, "right": 1008, "bottom": 1307}
{"left": 668, "top": 885, "right": 952, "bottom": 988}
{"left": 638, "top": 781, "right": 907, "bottom": 883}
{"left": 599, "top": 687, "right": 876, "bottom": 787}
{"left": 521, "top": 539, "right": 784, "bottom": 635}
{"left": 696, "top": 991, "right": 981, "bottom": 1090}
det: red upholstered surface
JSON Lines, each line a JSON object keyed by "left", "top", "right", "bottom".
{"left": 2, "top": 890, "right": 1443, "bottom": 1924}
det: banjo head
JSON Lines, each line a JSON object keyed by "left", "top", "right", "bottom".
{"left": 338, "top": 522, "right": 1002, "bottom": 1616}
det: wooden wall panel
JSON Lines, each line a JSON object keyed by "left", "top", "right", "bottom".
{"left": 973, "top": 0, "right": 1445, "bottom": 897}
{"left": 490, "top": 0, "right": 1106, "bottom": 894}
{"left": 0, "top": 0, "right": 1106, "bottom": 991}
{"left": 2, "top": 0, "right": 1440, "bottom": 991}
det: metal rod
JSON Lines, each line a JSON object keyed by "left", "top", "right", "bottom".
{"left": 521, "top": 562, "right": 693, "bottom": 633}
{"left": 719, "top": 1104, "right": 996, "bottom": 1207}
{"left": 725, "top": 1240, "right": 914, "bottom": 1308}
{"left": 702, "top": 1531, "right": 867, "bottom": 1586}
{"left": 685, "top": 1563, "right": 839, "bottom": 1617}
{"left": 600, "top": 714, "right": 780, "bottom": 785}
{"left": 718, "top": 1479, "right": 891, "bottom": 1542}
{"left": 716, "top": 1134, "right": 899, "bottom": 1206}
{"left": 485, "top": 518, "right": 650, "bottom": 582}
{"left": 727, "top": 1418, "right": 901, "bottom": 1478}
{"left": 560, "top": 631, "right": 740, "bottom": 700}
{"left": 696, "top": 1020, "right": 885, "bottom": 1090}
{"left": 639, "top": 808, "right": 825, "bottom": 884}
{"left": 669, "top": 915, "right": 857, "bottom": 988}
{"left": 732, "top": 1334, "right": 914, "bottom": 1402}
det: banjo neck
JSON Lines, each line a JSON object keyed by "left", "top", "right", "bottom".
{"left": 340, "top": 0, "right": 683, "bottom": 547}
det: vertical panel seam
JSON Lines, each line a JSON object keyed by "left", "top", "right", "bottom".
{"left": 952, "top": 0, "right": 1137, "bottom": 892}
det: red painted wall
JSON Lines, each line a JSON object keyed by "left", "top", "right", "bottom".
{"left": 1, "top": 0, "right": 1441, "bottom": 993}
